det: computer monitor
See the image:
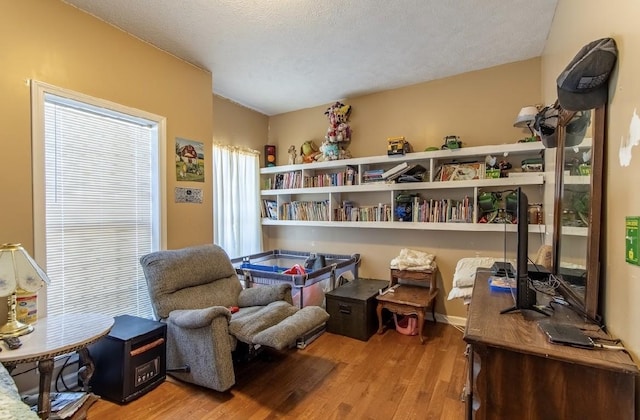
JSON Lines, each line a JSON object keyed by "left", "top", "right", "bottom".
{"left": 500, "top": 187, "right": 545, "bottom": 315}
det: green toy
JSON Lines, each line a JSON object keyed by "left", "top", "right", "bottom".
{"left": 442, "top": 135, "right": 462, "bottom": 150}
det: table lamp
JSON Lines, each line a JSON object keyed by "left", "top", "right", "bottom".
{"left": 0, "top": 243, "right": 50, "bottom": 338}
{"left": 513, "top": 106, "right": 539, "bottom": 140}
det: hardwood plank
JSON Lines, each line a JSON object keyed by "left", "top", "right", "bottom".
{"left": 87, "top": 324, "right": 467, "bottom": 419}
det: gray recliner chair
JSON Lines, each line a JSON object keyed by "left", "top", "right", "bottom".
{"left": 140, "top": 244, "right": 329, "bottom": 392}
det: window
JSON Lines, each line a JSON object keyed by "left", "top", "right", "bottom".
{"left": 31, "top": 81, "right": 166, "bottom": 319}
{"left": 212, "top": 144, "right": 262, "bottom": 258}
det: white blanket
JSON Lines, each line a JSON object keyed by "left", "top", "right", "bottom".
{"left": 389, "top": 248, "right": 436, "bottom": 271}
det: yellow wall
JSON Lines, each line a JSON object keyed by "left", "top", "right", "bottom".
{"left": 1, "top": 0, "right": 214, "bottom": 253}
{"left": 270, "top": 58, "right": 542, "bottom": 163}
{"left": 542, "top": 0, "right": 640, "bottom": 362}
{"left": 266, "top": 59, "right": 543, "bottom": 321}
{"left": 213, "top": 95, "right": 268, "bottom": 150}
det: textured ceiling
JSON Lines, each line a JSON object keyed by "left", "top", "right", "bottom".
{"left": 62, "top": 0, "right": 558, "bottom": 116}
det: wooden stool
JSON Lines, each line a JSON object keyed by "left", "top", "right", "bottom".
{"left": 376, "top": 268, "right": 438, "bottom": 344}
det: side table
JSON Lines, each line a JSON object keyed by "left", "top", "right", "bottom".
{"left": 326, "top": 278, "right": 389, "bottom": 341}
{"left": 376, "top": 268, "right": 439, "bottom": 344}
{"left": 0, "top": 313, "right": 114, "bottom": 419}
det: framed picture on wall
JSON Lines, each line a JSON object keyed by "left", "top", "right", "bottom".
{"left": 175, "top": 137, "right": 205, "bottom": 182}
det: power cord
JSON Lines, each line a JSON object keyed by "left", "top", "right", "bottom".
{"left": 593, "top": 343, "right": 628, "bottom": 352}
{"left": 55, "top": 354, "right": 78, "bottom": 392}
{"left": 529, "top": 275, "right": 560, "bottom": 296}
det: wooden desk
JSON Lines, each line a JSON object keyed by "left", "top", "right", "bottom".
{"left": 463, "top": 272, "right": 638, "bottom": 419}
{"left": 0, "top": 313, "right": 113, "bottom": 419}
{"left": 376, "top": 268, "right": 438, "bottom": 344}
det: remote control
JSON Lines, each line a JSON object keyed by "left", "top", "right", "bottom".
{"left": 3, "top": 337, "right": 22, "bottom": 350}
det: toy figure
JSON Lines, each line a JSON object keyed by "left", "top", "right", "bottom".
{"left": 287, "top": 145, "right": 297, "bottom": 165}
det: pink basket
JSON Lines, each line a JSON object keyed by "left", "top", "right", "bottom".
{"left": 393, "top": 314, "right": 418, "bottom": 336}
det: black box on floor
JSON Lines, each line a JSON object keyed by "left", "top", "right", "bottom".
{"left": 325, "top": 278, "right": 389, "bottom": 341}
{"left": 88, "top": 315, "right": 166, "bottom": 403}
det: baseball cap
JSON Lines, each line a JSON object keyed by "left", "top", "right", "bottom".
{"left": 533, "top": 104, "right": 590, "bottom": 148}
{"left": 557, "top": 38, "right": 618, "bottom": 111}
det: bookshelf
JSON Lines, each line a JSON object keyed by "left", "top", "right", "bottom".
{"left": 260, "top": 142, "right": 549, "bottom": 233}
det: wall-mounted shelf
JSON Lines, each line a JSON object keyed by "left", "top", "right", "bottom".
{"left": 260, "top": 142, "right": 547, "bottom": 233}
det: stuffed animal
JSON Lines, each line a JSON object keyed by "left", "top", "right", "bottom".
{"left": 323, "top": 101, "right": 352, "bottom": 160}
{"left": 324, "top": 102, "right": 352, "bottom": 144}
{"left": 300, "top": 140, "right": 321, "bottom": 163}
{"left": 320, "top": 140, "right": 340, "bottom": 160}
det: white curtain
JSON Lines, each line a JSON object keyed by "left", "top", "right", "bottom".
{"left": 213, "top": 144, "right": 262, "bottom": 258}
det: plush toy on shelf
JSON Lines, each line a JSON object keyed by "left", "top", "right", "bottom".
{"left": 300, "top": 140, "right": 321, "bottom": 163}
{"left": 319, "top": 141, "right": 340, "bottom": 160}
{"left": 323, "top": 101, "right": 352, "bottom": 160}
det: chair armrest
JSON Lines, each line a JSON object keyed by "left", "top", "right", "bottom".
{"left": 238, "top": 283, "right": 293, "bottom": 307}
{"left": 169, "top": 307, "right": 231, "bottom": 329}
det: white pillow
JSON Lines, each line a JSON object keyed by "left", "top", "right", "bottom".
{"left": 452, "top": 257, "right": 496, "bottom": 288}
{"left": 447, "top": 286, "right": 473, "bottom": 300}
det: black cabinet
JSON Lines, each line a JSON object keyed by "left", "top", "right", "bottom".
{"left": 325, "top": 278, "right": 388, "bottom": 341}
{"left": 88, "top": 315, "right": 166, "bottom": 403}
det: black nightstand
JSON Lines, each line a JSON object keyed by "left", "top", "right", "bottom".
{"left": 325, "top": 278, "right": 389, "bottom": 341}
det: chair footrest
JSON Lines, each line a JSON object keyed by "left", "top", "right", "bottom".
{"left": 252, "top": 306, "right": 329, "bottom": 350}
{"left": 296, "top": 323, "right": 326, "bottom": 349}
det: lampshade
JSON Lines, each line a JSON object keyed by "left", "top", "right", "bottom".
{"left": 513, "top": 106, "right": 539, "bottom": 128}
{"left": 0, "top": 243, "right": 50, "bottom": 337}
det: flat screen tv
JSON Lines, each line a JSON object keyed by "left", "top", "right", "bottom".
{"left": 500, "top": 187, "right": 546, "bottom": 315}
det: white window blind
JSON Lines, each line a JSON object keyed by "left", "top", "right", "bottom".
{"left": 41, "top": 92, "right": 160, "bottom": 319}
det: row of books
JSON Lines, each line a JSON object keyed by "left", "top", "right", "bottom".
{"left": 410, "top": 197, "right": 474, "bottom": 223}
{"left": 263, "top": 197, "right": 472, "bottom": 223}
{"left": 303, "top": 167, "right": 358, "bottom": 187}
{"left": 266, "top": 168, "right": 361, "bottom": 189}
{"left": 266, "top": 171, "right": 303, "bottom": 190}
{"left": 334, "top": 202, "right": 392, "bottom": 222}
{"left": 280, "top": 200, "right": 330, "bottom": 221}
{"left": 261, "top": 199, "right": 278, "bottom": 219}
{"left": 362, "top": 169, "right": 385, "bottom": 183}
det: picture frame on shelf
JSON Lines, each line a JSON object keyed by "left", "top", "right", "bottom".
{"left": 438, "top": 162, "right": 486, "bottom": 181}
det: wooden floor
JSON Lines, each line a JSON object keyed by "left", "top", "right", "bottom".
{"left": 87, "top": 323, "right": 468, "bottom": 420}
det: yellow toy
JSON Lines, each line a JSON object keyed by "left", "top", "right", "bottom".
{"left": 300, "top": 140, "right": 321, "bottom": 163}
